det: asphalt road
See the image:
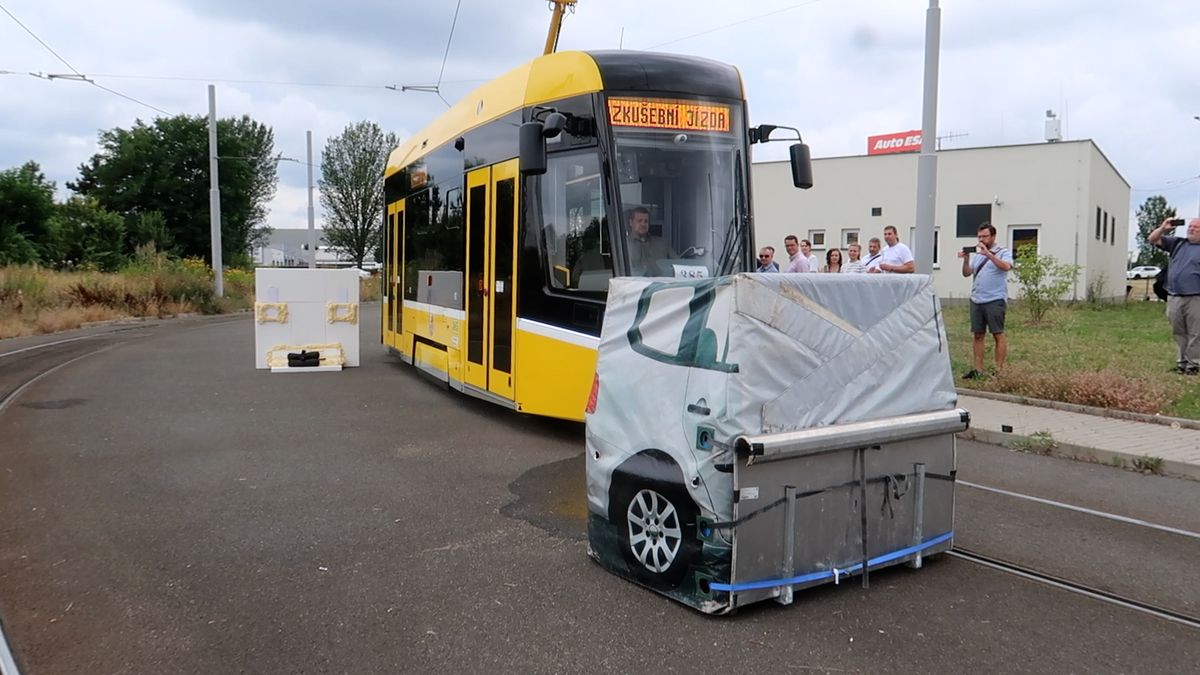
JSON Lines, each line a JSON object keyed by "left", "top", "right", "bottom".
{"left": 1, "top": 308, "right": 1197, "bottom": 674}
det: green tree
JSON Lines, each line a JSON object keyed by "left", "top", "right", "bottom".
{"left": 70, "top": 115, "right": 277, "bottom": 265}
{"left": 319, "top": 121, "right": 397, "bottom": 268}
{"left": 0, "top": 161, "right": 57, "bottom": 264}
{"left": 127, "top": 210, "right": 176, "bottom": 255}
{"left": 48, "top": 197, "right": 128, "bottom": 271}
{"left": 1135, "top": 195, "right": 1176, "bottom": 266}
{"left": 1013, "top": 243, "right": 1081, "bottom": 323}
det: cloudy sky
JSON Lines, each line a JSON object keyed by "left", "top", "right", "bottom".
{"left": 2, "top": 0, "right": 1198, "bottom": 247}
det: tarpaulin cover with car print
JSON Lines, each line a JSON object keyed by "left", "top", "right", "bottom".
{"left": 585, "top": 273, "right": 969, "bottom": 613}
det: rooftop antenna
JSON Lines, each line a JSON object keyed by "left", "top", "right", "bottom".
{"left": 935, "top": 131, "right": 968, "bottom": 150}
{"left": 1045, "top": 109, "right": 1062, "bottom": 143}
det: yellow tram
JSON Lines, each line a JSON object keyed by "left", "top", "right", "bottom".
{"left": 382, "top": 50, "right": 810, "bottom": 421}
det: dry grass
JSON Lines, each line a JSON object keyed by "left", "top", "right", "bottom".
{"left": 33, "top": 306, "right": 125, "bottom": 334}
{"left": 0, "top": 261, "right": 254, "bottom": 339}
{"left": 944, "top": 299, "right": 1200, "bottom": 418}
{"left": 1, "top": 263, "right": 372, "bottom": 340}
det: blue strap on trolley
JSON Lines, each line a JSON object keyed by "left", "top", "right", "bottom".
{"left": 710, "top": 531, "right": 954, "bottom": 592}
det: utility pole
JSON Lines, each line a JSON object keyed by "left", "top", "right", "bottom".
{"left": 912, "top": 1, "right": 941, "bottom": 276}
{"left": 208, "top": 85, "right": 224, "bottom": 297}
{"left": 307, "top": 130, "right": 316, "bottom": 268}
{"left": 1193, "top": 116, "right": 1199, "bottom": 216}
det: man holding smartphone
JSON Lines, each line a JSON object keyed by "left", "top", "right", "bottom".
{"left": 959, "top": 223, "right": 1013, "bottom": 379}
{"left": 1149, "top": 216, "right": 1200, "bottom": 374}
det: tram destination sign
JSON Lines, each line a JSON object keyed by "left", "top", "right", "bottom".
{"left": 607, "top": 98, "right": 731, "bottom": 133}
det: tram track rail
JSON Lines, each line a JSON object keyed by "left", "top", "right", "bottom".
{"left": 948, "top": 547, "right": 1200, "bottom": 631}
{"left": 0, "top": 319, "right": 243, "bottom": 415}
{"left": 953, "top": 476, "right": 1200, "bottom": 631}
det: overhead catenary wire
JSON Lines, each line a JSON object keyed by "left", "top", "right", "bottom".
{"left": 430, "top": 0, "right": 464, "bottom": 107}
{"left": 1131, "top": 175, "right": 1200, "bottom": 192}
{"left": 648, "top": 0, "right": 825, "bottom": 50}
{"left": 0, "top": 2, "right": 82, "bottom": 75}
{"left": 0, "top": 1, "right": 172, "bottom": 115}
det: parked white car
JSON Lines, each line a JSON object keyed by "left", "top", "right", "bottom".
{"left": 1126, "top": 266, "right": 1161, "bottom": 280}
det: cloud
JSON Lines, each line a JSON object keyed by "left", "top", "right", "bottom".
{"left": 2, "top": 0, "right": 1199, "bottom": 244}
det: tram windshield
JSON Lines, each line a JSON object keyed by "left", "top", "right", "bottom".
{"left": 607, "top": 97, "right": 749, "bottom": 278}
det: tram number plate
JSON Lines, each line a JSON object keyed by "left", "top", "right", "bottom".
{"left": 672, "top": 264, "right": 709, "bottom": 279}
{"left": 608, "top": 98, "right": 731, "bottom": 133}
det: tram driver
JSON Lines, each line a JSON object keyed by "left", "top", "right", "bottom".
{"left": 626, "top": 206, "right": 674, "bottom": 276}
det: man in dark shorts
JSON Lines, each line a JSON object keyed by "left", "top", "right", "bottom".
{"left": 959, "top": 223, "right": 1013, "bottom": 379}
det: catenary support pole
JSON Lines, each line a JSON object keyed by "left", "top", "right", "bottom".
{"left": 307, "top": 130, "right": 316, "bottom": 268}
{"left": 912, "top": 1, "right": 941, "bottom": 275}
{"left": 208, "top": 84, "right": 224, "bottom": 297}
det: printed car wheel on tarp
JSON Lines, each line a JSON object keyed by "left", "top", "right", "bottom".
{"left": 610, "top": 471, "right": 701, "bottom": 588}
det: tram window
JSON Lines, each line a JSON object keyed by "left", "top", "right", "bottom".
{"left": 403, "top": 186, "right": 465, "bottom": 309}
{"left": 612, "top": 138, "right": 738, "bottom": 278}
{"left": 539, "top": 152, "right": 612, "bottom": 292}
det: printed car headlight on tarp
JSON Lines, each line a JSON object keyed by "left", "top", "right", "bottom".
{"left": 584, "top": 273, "right": 965, "bottom": 614}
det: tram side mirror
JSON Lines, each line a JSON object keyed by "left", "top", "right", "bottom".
{"left": 520, "top": 121, "right": 547, "bottom": 176}
{"left": 520, "top": 112, "right": 568, "bottom": 177}
{"left": 790, "top": 143, "right": 813, "bottom": 189}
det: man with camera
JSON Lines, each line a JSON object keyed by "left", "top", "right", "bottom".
{"left": 959, "top": 223, "right": 1013, "bottom": 379}
{"left": 1149, "top": 216, "right": 1200, "bottom": 374}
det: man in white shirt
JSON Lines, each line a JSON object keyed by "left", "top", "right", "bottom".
{"left": 869, "top": 225, "right": 915, "bottom": 274}
{"left": 783, "top": 235, "right": 811, "bottom": 272}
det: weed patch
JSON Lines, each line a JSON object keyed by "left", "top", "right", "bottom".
{"left": 1131, "top": 456, "right": 1165, "bottom": 475}
{"left": 1011, "top": 430, "right": 1057, "bottom": 455}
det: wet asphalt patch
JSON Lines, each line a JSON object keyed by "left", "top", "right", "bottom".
{"left": 501, "top": 453, "right": 589, "bottom": 541}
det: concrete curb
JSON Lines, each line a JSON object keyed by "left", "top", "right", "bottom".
{"left": 958, "top": 428, "right": 1199, "bottom": 482}
{"left": 958, "top": 387, "right": 1200, "bottom": 431}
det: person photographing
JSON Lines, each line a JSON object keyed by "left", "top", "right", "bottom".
{"left": 1149, "top": 216, "right": 1200, "bottom": 374}
{"left": 959, "top": 223, "right": 1012, "bottom": 379}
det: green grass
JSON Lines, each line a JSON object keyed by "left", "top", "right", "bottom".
{"left": 943, "top": 298, "right": 1200, "bottom": 419}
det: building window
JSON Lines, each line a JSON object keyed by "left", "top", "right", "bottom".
{"left": 809, "top": 230, "right": 826, "bottom": 248}
{"left": 909, "top": 227, "right": 940, "bottom": 266}
{"left": 1111, "top": 214, "right": 1117, "bottom": 247}
{"left": 1102, "top": 209, "right": 1108, "bottom": 243}
{"left": 1095, "top": 206, "right": 1102, "bottom": 241}
{"left": 871, "top": 207, "right": 882, "bottom": 217}
{"left": 956, "top": 204, "right": 991, "bottom": 237}
{"left": 1009, "top": 225, "right": 1040, "bottom": 261}
{"left": 842, "top": 229, "right": 859, "bottom": 247}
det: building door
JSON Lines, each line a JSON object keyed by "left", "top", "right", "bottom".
{"left": 463, "top": 159, "right": 519, "bottom": 399}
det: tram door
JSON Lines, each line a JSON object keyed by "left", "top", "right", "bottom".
{"left": 385, "top": 201, "right": 404, "bottom": 351}
{"left": 463, "top": 159, "right": 518, "bottom": 399}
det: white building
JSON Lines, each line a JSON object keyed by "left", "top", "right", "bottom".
{"left": 752, "top": 139, "right": 1131, "bottom": 300}
{"left": 253, "top": 228, "right": 325, "bottom": 267}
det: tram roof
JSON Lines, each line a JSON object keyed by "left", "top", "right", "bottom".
{"left": 385, "top": 50, "right": 744, "bottom": 178}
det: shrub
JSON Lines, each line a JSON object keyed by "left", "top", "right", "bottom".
{"left": 1013, "top": 244, "right": 1080, "bottom": 323}
{"left": 1085, "top": 272, "right": 1108, "bottom": 308}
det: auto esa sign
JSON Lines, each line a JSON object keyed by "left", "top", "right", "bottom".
{"left": 868, "top": 130, "right": 922, "bottom": 155}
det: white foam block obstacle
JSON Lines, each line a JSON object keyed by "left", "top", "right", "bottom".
{"left": 253, "top": 268, "right": 361, "bottom": 371}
